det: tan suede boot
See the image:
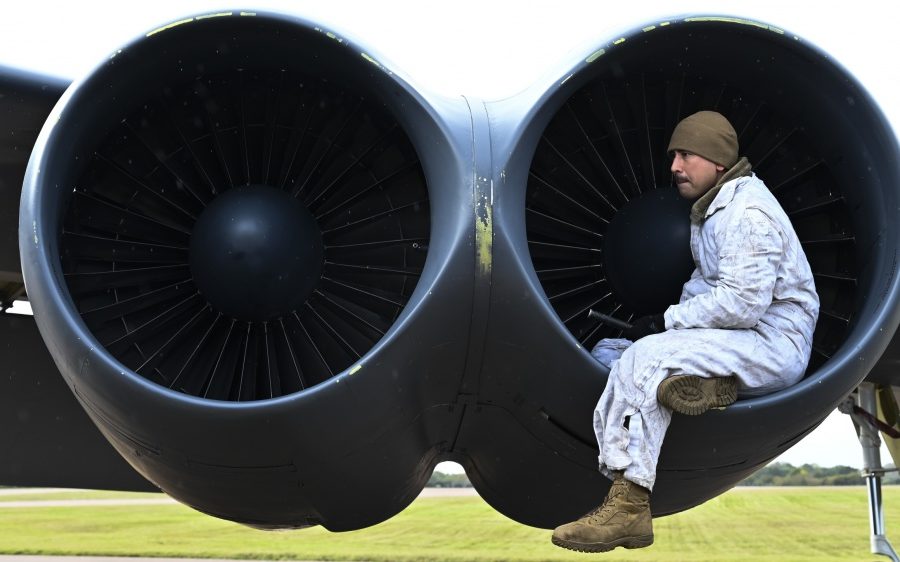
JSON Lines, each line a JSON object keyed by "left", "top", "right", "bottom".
{"left": 657, "top": 375, "right": 737, "bottom": 415}
{"left": 551, "top": 474, "right": 653, "bottom": 553}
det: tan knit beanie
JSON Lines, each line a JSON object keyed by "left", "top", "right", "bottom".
{"left": 667, "top": 111, "right": 739, "bottom": 167}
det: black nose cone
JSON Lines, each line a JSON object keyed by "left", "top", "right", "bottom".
{"left": 190, "top": 185, "right": 324, "bottom": 321}
{"left": 603, "top": 188, "right": 694, "bottom": 314}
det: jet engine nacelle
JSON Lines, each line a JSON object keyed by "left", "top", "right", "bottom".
{"left": 19, "top": 12, "right": 477, "bottom": 530}
{"left": 469, "top": 16, "right": 900, "bottom": 524}
{"left": 16, "top": 12, "right": 900, "bottom": 530}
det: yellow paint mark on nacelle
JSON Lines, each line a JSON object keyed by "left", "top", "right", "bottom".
{"left": 361, "top": 53, "right": 382, "bottom": 69}
{"left": 475, "top": 186, "right": 493, "bottom": 275}
{"left": 586, "top": 49, "right": 606, "bottom": 63}
{"left": 146, "top": 17, "right": 194, "bottom": 37}
{"left": 196, "top": 12, "right": 233, "bottom": 20}
{"left": 684, "top": 16, "right": 784, "bottom": 34}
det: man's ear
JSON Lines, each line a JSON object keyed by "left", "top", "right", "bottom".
{"left": 716, "top": 164, "right": 726, "bottom": 172}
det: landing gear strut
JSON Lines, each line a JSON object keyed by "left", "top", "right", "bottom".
{"left": 842, "top": 383, "right": 899, "bottom": 561}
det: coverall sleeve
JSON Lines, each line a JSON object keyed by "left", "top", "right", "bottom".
{"left": 678, "top": 266, "right": 706, "bottom": 304}
{"left": 665, "top": 207, "right": 783, "bottom": 329}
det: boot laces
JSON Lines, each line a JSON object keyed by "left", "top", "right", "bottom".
{"left": 583, "top": 479, "right": 627, "bottom": 521}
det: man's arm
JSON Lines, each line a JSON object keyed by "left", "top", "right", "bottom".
{"left": 678, "top": 266, "right": 706, "bottom": 304}
{"left": 665, "top": 207, "right": 783, "bottom": 330}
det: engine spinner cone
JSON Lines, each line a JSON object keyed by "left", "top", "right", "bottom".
{"left": 190, "top": 185, "right": 323, "bottom": 322}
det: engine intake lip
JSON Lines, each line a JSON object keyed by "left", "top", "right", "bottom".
{"left": 21, "top": 12, "right": 451, "bottom": 405}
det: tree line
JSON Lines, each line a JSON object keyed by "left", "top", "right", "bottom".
{"left": 427, "top": 463, "right": 900, "bottom": 487}
{"left": 739, "top": 462, "right": 900, "bottom": 486}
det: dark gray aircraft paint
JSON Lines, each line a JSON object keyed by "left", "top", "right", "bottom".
{"left": 4, "top": 11, "right": 900, "bottom": 530}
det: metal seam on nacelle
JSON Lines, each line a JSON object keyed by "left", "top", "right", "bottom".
{"left": 446, "top": 96, "right": 494, "bottom": 454}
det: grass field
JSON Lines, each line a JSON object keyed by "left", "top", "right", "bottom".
{"left": 0, "top": 487, "right": 896, "bottom": 561}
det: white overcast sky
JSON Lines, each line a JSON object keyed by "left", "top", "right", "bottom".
{"left": 2, "top": 0, "right": 899, "bottom": 471}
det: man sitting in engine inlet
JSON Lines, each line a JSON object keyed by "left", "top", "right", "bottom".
{"left": 551, "top": 111, "right": 820, "bottom": 553}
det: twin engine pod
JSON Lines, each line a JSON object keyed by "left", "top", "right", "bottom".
{"left": 19, "top": 12, "right": 900, "bottom": 529}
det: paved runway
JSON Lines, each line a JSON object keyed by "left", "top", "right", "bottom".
{"left": 0, "top": 489, "right": 71, "bottom": 496}
{"left": 0, "top": 486, "right": 478, "bottom": 509}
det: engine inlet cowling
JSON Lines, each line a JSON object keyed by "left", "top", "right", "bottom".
{"left": 20, "top": 11, "right": 476, "bottom": 530}
{"left": 462, "top": 15, "right": 900, "bottom": 527}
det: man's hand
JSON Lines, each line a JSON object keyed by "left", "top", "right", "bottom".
{"left": 623, "top": 314, "right": 666, "bottom": 341}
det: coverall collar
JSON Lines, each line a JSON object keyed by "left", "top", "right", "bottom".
{"left": 690, "top": 157, "right": 753, "bottom": 223}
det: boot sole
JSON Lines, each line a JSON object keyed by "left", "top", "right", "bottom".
{"left": 657, "top": 375, "right": 737, "bottom": 415}
{"left": 552, "top": 534, "right": 654, "bottom": 553}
